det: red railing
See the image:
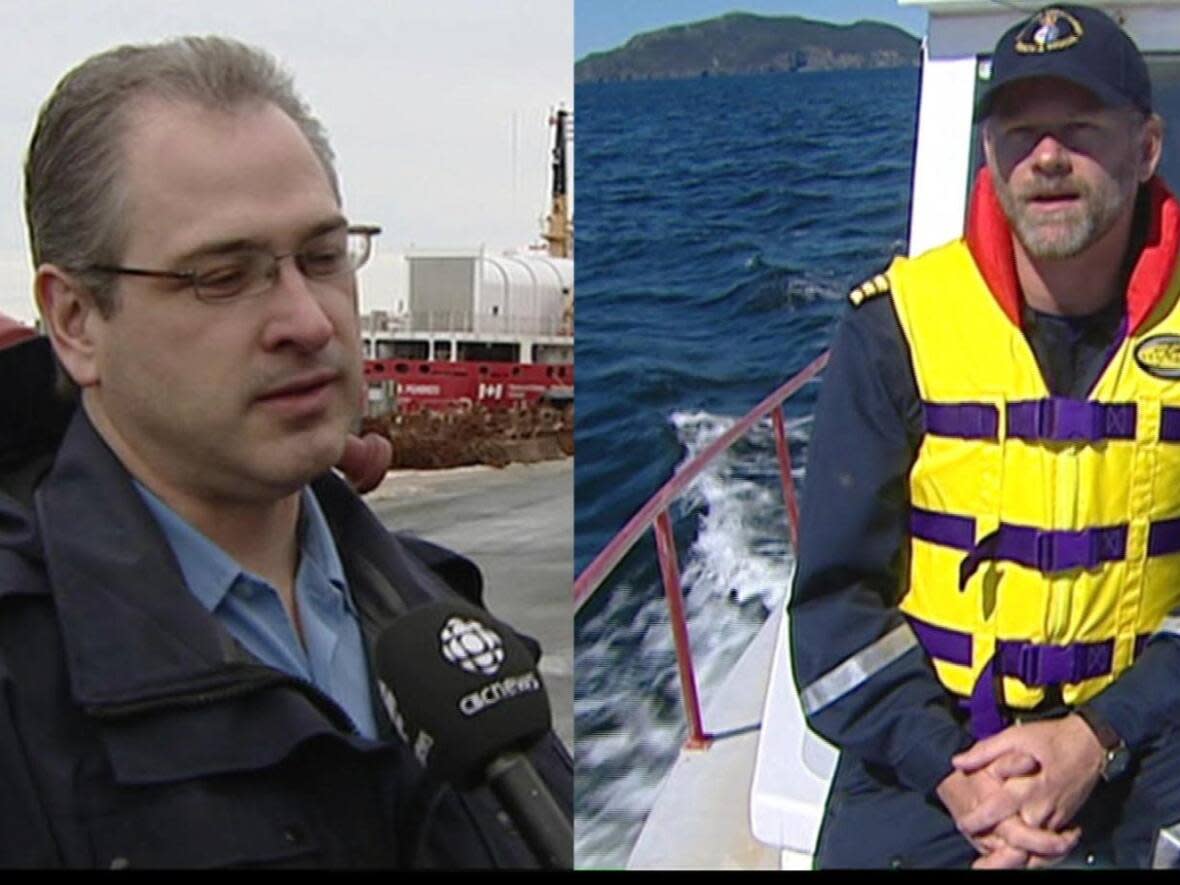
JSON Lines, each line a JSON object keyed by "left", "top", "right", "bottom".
{"left": 572, "top": 350, "right": 830, "bottom": 748}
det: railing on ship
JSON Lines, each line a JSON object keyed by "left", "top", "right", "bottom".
{"left": 367, "top": 311, "right": 569, "bottom": 337}
{"left": 573, "top": 351, "right": 830, "bottom": 749}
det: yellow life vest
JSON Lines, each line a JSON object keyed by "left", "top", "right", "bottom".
{"left": 885, "top": 237, "right": 1180, "bottom": 723}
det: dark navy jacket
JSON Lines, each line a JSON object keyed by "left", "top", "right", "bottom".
{"left": 0, "top": 336, "right": 571, "bottom": 868}
{"left": 789, "top": 290, "right": 1180, "bottom": 796}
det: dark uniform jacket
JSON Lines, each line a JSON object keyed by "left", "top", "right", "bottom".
{"left": 788, "top": 186, "right": 1180, "bottom": 799}
{"left": 0, "top": 336, "right": 572, "bottom": 868}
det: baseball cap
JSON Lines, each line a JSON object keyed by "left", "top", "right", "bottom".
{"left": 975, "top": 4, "right": 1151, "bottom": 121}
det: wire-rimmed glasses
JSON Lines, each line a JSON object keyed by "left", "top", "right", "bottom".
{"left": 86, "top": 224, "right": 381, "bottom": 304}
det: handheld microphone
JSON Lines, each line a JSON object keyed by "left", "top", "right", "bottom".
{"left": 374, "top": 600, "right": 572, "bottom": 868}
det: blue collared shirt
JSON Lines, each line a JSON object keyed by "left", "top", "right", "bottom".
{"left": 135, "top": 482, "right": 378, "bottom": 740}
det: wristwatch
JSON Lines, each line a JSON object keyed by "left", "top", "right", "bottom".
{"left": 1075, "top": 707, "right": 1131, "bottom": 782}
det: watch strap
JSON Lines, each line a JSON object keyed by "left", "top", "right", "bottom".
{"left": 1074, "top": 706, "right": 1121, "bottom": 751}
{"left": 1075, "top": 707, "right": 1130, "bottom": 781}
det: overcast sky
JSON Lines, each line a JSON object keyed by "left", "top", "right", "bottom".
{"left": 0, "top": 0, "right": 572, "bottom": 324}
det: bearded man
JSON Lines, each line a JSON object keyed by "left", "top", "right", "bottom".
{"left": 790, "top": 4, "right": 1180, "bottom": 869}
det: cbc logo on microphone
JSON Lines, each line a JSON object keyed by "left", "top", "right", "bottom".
{"left": 440, "top": 616, "right": 505, "bottom": 676}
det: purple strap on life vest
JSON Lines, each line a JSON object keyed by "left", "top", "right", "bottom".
{"left": 968, "top": 658, "right": 1006, "bottom": 738}
{"left": 1006, "top": 398, "right": 1136, "bottom": 442}
{"left": 907, "top": 615, "right": 1003, "bottom": 738}
{"left": 914, "top": 510, "right": 1180, "bottom": 588}
{"left": 905, "top": 615, "right": 1152, "bottom": 738}
{"left": 907, "top": 614, "right": 972, "bottom": 666}
{"left": 956, "top": 523, "right": 1127, "bottom": 589}
{"left": 911, "top": 507, "right": 976, "bottom": 551}
{"left": 1148, "top": 517, "right": 1180, "bottom": 557}
{"left": 996, "top": 638, "right": 1113, "bottom": 685}
{"left": 1160, "top": 407, "right": 1180, "bottom": 441}
{"left": 923, "top": 398, "right": 1137, "bottom": 442}
{"left": 923, "top": 402, "right": 999, "bottom": 439}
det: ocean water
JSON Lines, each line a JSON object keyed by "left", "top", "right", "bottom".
{"left": 574, "top": 67, "right": 920, "bottom": 869}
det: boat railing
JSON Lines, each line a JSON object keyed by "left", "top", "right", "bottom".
{"left": 573, "top": 350, "right": 830, "bottom": 749}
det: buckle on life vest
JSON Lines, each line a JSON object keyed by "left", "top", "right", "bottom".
{"left": 1007, "top": 398, "right": 1137, "bottom": 442}
{"left": 1035, "top": 531, "right": 1057, "bottom": 571}
{"left": 1000, "top": 640, "right": 1114, "bottom": 686}
{"left": 1039, "top": 397, "right": 1094, "bottom": 439}
{"left": 907, "top": 612, "right": 1152, "bottom": 738}
{"left": 958, "top": 524, "right": 1128, "bottom": 589}
{"left": 1036, "top": 397, "right": 1102, "bottom": 440}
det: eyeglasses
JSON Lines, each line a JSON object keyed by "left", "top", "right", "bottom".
{"left": 87, "top": 224, "right": 381, "bottom": 304}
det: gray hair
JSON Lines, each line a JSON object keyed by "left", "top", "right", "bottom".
{"left": 24, "top": 35, "right": 341, "bottom": 316}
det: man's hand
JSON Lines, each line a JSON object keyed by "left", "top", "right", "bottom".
{"left": 951, "top": 714, "right": 1105, "bottom": 834}
{"left": 337, "top": 432, "right": 393, "bottom": 493}
{"left": 936, "top": 752, "right": 1079, "bottom": 868}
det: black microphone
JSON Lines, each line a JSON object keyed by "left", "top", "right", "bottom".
{"left": 374, "top": 600, "right": 572, "bottom": 868}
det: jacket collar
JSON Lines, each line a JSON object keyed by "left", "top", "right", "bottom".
{"left": 964, "top": 167, "right": 1180, "bottom": 336}
{"left": 32, "top": 406, "right": 478, "bottom": 711}
{"left": 26, "top": 401, "right": 485, "bottom": 783}
{"left": 30, "top": 410, "right": 389, "bottom": 782}
{"left": 34, "top": 408, "right": 259, "bottom": 711}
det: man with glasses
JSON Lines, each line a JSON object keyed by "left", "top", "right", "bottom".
{"left": 0, "top": 36, "right": 570, "bottom": 867}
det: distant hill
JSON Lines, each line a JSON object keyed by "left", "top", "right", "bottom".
{"left": 576, "top": 12, "right": 920, "bottom": 84}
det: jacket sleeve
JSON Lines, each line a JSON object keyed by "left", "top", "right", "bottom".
{"left": 0, "top": 642, "right": 61, "bottom": 865}
{"left": 788, "top": 295, "right": 972, "bottom": 795}
{"left": 1080, "top": 636, "right": 1180, "bottom": 752}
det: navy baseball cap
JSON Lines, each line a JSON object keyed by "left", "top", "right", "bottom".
{"left": 975, "top": 4, "right": 1151, "bottom": 121}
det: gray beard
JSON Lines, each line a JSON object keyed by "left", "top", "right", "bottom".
{"left": 992, "top": 169, "right": 1136, "bottom": 260}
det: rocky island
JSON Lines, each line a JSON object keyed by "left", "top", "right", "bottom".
{"left": 576, "top": 12, "right": 920, "bottom": 84}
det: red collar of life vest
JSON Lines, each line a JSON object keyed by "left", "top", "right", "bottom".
{"left": 964, "top": 166, "right": 1180, "bottom": 336}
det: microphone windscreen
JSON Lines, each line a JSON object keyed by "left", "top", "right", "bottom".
{"left": 374, "top": 600, "right": 551, "bottom": 784}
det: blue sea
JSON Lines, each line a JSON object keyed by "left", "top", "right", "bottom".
{"left": 574, "top": 66, "right": 920, "bottom": 868}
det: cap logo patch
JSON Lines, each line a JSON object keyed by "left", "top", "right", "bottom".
{"left": 1015, "top": 8, "right": 1083, "bottom": 54}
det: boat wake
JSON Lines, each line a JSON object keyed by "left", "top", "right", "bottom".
{"left": 575, "top": 408, "right": 808, "bottom": 868}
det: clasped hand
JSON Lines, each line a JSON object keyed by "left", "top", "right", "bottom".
{"left": 936, "top": 714, "right": 1105, "bottom": 869}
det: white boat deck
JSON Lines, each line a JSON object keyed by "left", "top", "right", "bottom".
{"left": 627, "top": 605, "right": 781, "bottom": 869}
{"left": 750, "top": 602, "right": 838, "bottom": 864}
{"left": 627, "top": 604, "right": 838, "bottom": 870}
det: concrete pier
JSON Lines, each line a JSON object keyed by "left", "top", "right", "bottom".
{"left": 364, "top": 457, "right": 573, "bottom": 751}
